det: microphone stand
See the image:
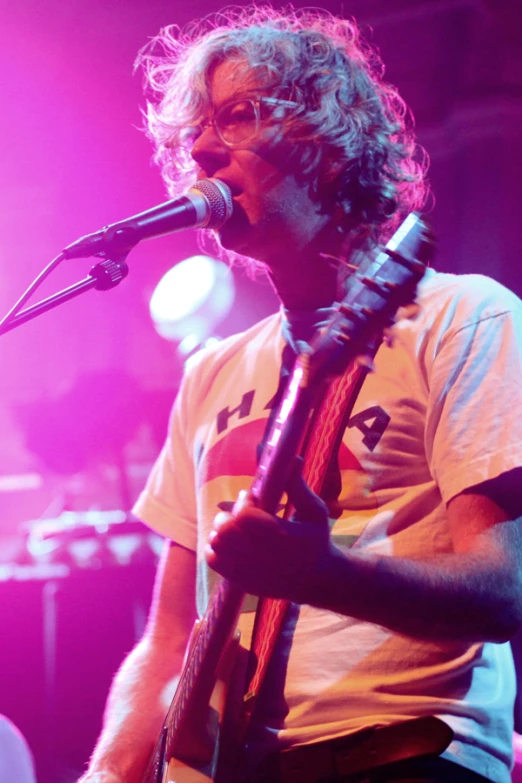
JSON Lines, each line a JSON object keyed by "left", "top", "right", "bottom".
{"left": 0, "top": 255, "right": 129, "bottom": 337}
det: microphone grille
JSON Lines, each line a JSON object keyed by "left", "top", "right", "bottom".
{"left": 193, "top": 178, "right": 233, "bottom": 229}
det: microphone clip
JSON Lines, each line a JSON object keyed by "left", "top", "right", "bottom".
{"left": 89, "top": 256, "right": 130, "bottom": 290}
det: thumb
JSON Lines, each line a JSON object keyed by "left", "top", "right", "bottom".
{"left": 286, "top": 457, "right": 330, "bottom": 526}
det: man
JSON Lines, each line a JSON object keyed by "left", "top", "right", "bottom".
{"left": 79, "top": 7, "right": 522, "bottom": 783}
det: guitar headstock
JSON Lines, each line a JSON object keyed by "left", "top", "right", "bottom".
{"left": 308, "top": 212, "right": 432, "bottom": 379}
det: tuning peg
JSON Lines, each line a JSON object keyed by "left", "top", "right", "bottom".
{"left": 360, "top": 276, "right": 398, "bottom": 298}
{"left": 335, "top": 329, "right": 352, "bottom": 345}
{"left": 339, "top": 303, "right": 363, "bottom": 321}
{"left": 386, "top": 250, "right": 426, "bottom": 277}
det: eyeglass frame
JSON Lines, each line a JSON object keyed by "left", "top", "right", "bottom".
{"left": 180, "top": 95, "right": 300, "bottom": 149}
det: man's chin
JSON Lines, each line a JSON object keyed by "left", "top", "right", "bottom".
{"left": 212, "top": 206, "right": 278, "bottom": 265}
{"left": 214, "top": 210, "right": 255, "bottom": 257}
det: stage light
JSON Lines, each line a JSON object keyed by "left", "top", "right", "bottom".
{"left": 149, "top": 255, "right": 235, "bottom": 347}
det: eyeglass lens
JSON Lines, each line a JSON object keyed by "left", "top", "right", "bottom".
{"left": 216, "top": 99, "right": 259, "bottom": 145}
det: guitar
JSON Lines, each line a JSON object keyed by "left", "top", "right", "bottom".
{"left": 141, "top": 212, "right": 433, "bottom": 783}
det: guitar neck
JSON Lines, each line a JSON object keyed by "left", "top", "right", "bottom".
{"left": 143, "top": 212, "right": 430, "bottom": 782}
{"left": 164, "top": 577, "right": 245, "bottom": 762}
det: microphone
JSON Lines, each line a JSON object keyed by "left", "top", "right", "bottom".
{"left": 63, "top": 178, "right": 233, "bottom": 259}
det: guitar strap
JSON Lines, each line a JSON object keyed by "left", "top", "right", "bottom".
{"left": 242, "top": 339, "right": 379, "bottom": 728}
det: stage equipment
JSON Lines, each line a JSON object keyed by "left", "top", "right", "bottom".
{"left": 63, "top": 179, "right": 233, "bottom": 259}
{"left": 0, "top": 510, "right": 161, "bottom": 783}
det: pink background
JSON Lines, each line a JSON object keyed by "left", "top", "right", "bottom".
{"left": 0, "top": 1, "right": 521, "bottom": 780}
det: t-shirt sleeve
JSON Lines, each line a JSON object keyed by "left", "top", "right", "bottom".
{"left": 132, "top": 373, "right": 198, "bottom": 550}
{"left": 426, "top": 303, "right": 522, "bottom": 504}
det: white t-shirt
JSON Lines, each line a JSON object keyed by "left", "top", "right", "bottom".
{"left": 134, "top": 269, "right": 522, "bottom": 783}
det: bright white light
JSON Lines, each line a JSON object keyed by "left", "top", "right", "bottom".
{"left": 150, "top": 256, "right": 214, "bottom": 322}
{"left": 149, "top": 255, "right": 235, "bottom": 344}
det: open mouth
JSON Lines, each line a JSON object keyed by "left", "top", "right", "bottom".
{"left": 212, "top": 176, "right": 242, "bottom": 199}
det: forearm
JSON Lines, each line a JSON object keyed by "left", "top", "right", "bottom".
{"left": 208, "top": 489, "right": 522, "bottom": 644}
{"left": 81, "top": 634, "right": 184, "bottom": 783}
{"left": 305, "top": 540, "right": 522, "bottom": 643}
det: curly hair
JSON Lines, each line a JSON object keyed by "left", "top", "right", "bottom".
{"left": 136, "top": 4, "right": 429, "bottom": 254}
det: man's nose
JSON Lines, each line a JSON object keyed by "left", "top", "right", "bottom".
{"left": 191, "top": 123, "right": 229, "bottom": 177}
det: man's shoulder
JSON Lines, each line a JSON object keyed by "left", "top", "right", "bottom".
{"left": 418, "top": 269, "right": 522, "bottom": 328}
{"left": 184, "top": 311, "right": 281, "bottom": 375}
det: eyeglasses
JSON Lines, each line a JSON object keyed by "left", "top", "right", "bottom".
{"left": 181, "top": 96, "right": 299, "bottom": 149}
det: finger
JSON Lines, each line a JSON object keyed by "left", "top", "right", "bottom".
{"left": 213, "top": 510, "right": 233, "bottom": 531}
{"left": 205, "top": 541, "right": 228, "bottom": 574}
{"left": 232, "top": 488, "right": 257, "bottom": 514}
{"left": 286, "top": 458, "right": 329, "bottom": 525}
{"left": 208, "top": 511, "right": 236, "bottom": 554}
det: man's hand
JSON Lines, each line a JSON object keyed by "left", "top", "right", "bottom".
{"left": 205, "top": 469, "right": 332, "bottom": 601}
{"left": 208, "top": 469, "right": 522, "bottom": 642}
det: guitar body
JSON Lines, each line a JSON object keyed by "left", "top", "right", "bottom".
{"left": 163, "top": 755, "right": 214, "bottom": 783}
{"left": 147, "top": 628, "right": 241, "bottom": 783}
